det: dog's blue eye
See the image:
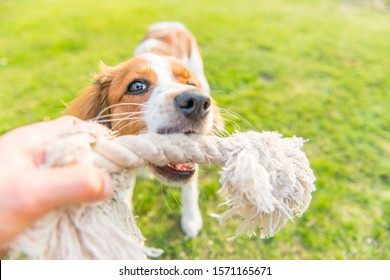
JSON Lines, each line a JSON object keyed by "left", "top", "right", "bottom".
{"left": 126, "top": 80, "right": 149, "bottom": 94}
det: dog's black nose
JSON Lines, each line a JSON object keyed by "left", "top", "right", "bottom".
{"left": 175, "top": 91, "right": 211, "bottom": 121}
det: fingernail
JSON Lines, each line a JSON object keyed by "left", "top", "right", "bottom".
{"left": 100, "top": 169, "right": 113, "bottom": 198}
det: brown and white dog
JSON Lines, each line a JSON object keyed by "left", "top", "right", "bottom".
{"left": 67, "top": 22, "right": 223, "bottom": 237}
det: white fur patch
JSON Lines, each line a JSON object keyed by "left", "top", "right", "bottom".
{"left": 140, "top": 53, "right": 212, "bottom": 136}
{"left": 148, "top": 21, "right": 186, "bottom": 32}
{"left": 133, "top": 39, "right": 164, "bottom": 56}
{"left": 142, "top": 54, "right": 187, "bottom": 133}
{"left": 143, "top": 53, "right": 174, "bottom": 85}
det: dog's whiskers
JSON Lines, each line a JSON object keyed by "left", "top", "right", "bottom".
{"left": 160, "top": 183, "right": 173, "bottom": 212}
{"left": 115, "top": 119, "right": 145, "bottom": 134}
{"left": 210, "top": 125, "right": 230, "bottom": 138}
{"left": 219, "top": 107, "right": 258, "bottom": 132}
{"left": 112, "top": 116, "right": 143, "bottom": 131}
{"left": 93, "top": 111, "right": 144, "bottom": 121}
{"left": 220, "top": 116, "right": 242, "bottom": 132}
{"left": 136, "top": 127, "right": 149, "bottom": 135}
{"left": 209, "top": 89, "right": 231, "bottom": 95}
{"left": 97, "top": 117, "right": 143, "bottom": 124}
{"left": 96, "top": 102, "right": 148, "bottom": 118}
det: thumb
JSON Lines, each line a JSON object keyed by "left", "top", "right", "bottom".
{"left": 28, "top": 164, "right": 113, "bottom": 213}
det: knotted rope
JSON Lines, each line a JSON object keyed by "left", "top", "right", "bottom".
{"left": 8, "top": 122, "right": 315, "bottom": 259}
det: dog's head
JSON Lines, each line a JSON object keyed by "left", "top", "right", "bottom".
{"left": 67, "top": 53, "right": 223, "bottom": 184}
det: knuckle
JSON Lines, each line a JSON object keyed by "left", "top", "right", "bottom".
{"left": 79, "top": 167, "right": 105, "bottom": 199}
{"left": 58, "top": 115, "right": 82, "bottom": 125}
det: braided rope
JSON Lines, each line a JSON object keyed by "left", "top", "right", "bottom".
{"left": 8, "top": 122, "right": 315, "bottom": 259}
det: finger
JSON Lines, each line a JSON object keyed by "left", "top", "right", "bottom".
{"left": 41, "top": 115, "right": 84, "bottom": 133}
{"left": 6, "top": 116, "right": 82, "bottom": 139}
{"left": 5, "top": 116, "right": 83, "bottom": 149}
{"left": 2, "top": 116, "right": 86, "bottom": 164}
{"left": 24, "top": 164, "right": 113, "bottom": 217}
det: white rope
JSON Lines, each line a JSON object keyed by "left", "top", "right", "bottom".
{"left": 8, "top": 122, "right": 315, "bottom": 259}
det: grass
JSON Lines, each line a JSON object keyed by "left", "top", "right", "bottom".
{"left": 1, "top": 0, "right": 389, "bottom": 259}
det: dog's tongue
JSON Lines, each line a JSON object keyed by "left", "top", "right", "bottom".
{"left": 167, "top": 162, "right": 194, "bottom": 171}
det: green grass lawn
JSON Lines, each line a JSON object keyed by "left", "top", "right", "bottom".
{"left": 1, "top": 0, "right": 389, "bottom": 259}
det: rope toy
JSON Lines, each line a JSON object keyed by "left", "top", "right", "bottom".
{"left": 8, "top": 122, "right": 315, "bottom": 259}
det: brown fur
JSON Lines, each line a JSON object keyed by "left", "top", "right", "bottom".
{"left": 142, "top": 26, "right": 193, "bottom": 59}
{"left": 67, "top": 58, "right": 158, "bottom": 134}
{"left": 67, "top": 26, "right": 222, "bottom": 136}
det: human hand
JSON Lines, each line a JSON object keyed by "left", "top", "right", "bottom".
{"left": 0, "top": 116, "right": 113, "bottom": 250}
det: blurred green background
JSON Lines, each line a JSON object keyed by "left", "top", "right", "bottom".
{"left": 1, "top": 0, "right": 389, "bottom": 259}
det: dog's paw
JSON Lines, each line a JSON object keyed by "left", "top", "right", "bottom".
{"left": 181, "top": 209, "right": 203, "bottom": 238}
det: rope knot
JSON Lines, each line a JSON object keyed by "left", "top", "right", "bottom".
{"left": 8, "top": 122, "right": 316, "bottom": 259}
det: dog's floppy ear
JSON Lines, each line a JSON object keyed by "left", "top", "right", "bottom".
{"left": 66, "top": 63, "right": 113, "bottom": 121}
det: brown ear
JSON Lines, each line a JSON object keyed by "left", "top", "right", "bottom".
{"left": 66, "top": 64, "right": 112, "bottom": 120}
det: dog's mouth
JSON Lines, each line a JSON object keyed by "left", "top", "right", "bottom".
{"left": 151, "top": 162, "right": 196, "bottom": 183}
{"left": 149, "top": 127, "right": 200, "bottom": 183}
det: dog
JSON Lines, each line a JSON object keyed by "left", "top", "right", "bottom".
{"left": 67, "top": 22, "right": 223, "bottom": 237}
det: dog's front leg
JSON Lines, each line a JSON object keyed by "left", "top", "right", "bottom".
{"left": 181, "top": 168, "right": 203, "bottom": 238}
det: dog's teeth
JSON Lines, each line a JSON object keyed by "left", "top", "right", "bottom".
{"left": 167, "top": 163, "right": 194, "bottom": 171}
